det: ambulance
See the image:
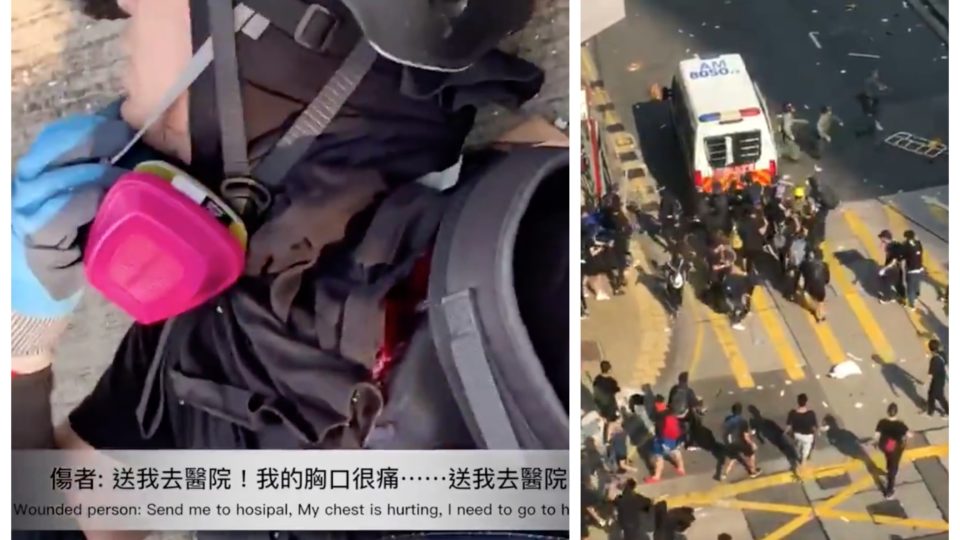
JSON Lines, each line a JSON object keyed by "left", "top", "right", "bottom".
{"left": 666, "top": 53, "right": 778, "bottom": 195}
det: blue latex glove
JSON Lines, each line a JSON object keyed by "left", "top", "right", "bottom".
{"left": 12, "top": 113, "right": 133, "bottom": 356}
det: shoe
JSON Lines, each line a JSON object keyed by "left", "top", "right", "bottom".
{"left": 644, "top": 477, "right": 660, "bottom": 484}
{"left": 718, "top": 473, "right": 728, "bottom": 482}
{"left": 884, "top": 491, "right": 895, "bottom": 500}
{"left": 750, "top": 468, "right": 762, "bottom": 478}
{"left": 879, "top": 298, "right": 891, "bottom": 305}
{"left": 596, "top": 293, "right": 611, "bottom": 301}
{"left": 676, "top": 468, "right": 686, "bottom": 476}
{"left": 732, "top": 322, "right": 746, "bottom": 331}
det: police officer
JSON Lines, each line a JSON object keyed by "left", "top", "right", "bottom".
{"left": 780, "top": 103, "right": 807, "bottom": 161}
{"left": 814, "top": 105, "right": 840, "bottom": 159}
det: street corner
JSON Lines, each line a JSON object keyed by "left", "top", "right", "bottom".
{"left": 879, "top": 186, "right": 949, "bottom": 244}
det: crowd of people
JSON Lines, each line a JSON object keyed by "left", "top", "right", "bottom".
{"left": 581, "top": 193, "right": 634, "bottom": 317}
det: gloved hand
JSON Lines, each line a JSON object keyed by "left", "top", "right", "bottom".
{"left": 12, "top": 113, "right": 133, "bottom": 364}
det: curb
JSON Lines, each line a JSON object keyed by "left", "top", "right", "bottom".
{"left": 906, "top": 0, "right": 948, "bottom": 44}
{"left": 581, "top": 45, "right": 670, "bottom": 389}
{"left": 581, "top": 46, "right": 659, "bottom": 210}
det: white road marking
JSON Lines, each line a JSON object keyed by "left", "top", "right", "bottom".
{"left": 921, "top": 195, "right": 949, "bottom": 212}
{"left": 848, "top": 52, "right": 881, "bottom": 59}
{"left": 809, "top": 31, "right": 822, "bottom": 49}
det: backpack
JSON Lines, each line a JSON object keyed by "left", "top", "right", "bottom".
{"left": 669, "top": 385, "right": 692, "bottom": 416}
{"left": 662, "top": 414, "right": 682, "bottom": 441}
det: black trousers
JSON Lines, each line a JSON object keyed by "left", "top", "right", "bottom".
{"left": 879, "top": 267, "right": 905, "bottom": 301}
{"left": 928, "top": 383, "right": 949, "bottom": 415}
{"left": 884, "top": 449, "right": 903, "bottom": 496}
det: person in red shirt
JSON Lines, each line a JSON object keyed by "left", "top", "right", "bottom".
{"left": 645, "top": 396, "right": 686, "bottom": 483}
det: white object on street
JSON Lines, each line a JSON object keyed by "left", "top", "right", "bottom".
{"left": 785, "top": 380, "right": 792, "bottom": 385}
{"left": 848, "top": 52, "right": 881, "bottom": 59}
{"left": 881, "top": 18, "right": 889, "bottom": 23}
{"left": 757, "top": 385, "right": 764, "bottom": 390}
{"left": 855, "top": 402, "right": 863, "bottom": 409}
{"left": 715, "top": 25, "right": 721, "bottom": 29}
{"left": 828, "top": 359, "right": 863, "bottom": 379}
{"left": 809, "top": 32, "right": 822, "bottom": 49}
{"left": 814, "top": 164, "right": 823, "bottom": 172}
{"left": 822, "top": 401, "right": 829, "bottom": 408}
{"left": 840, "top": 69, "right": 847, "bottom": 74}
{"left": 847, "top": 352, "right": 863, "bottom": 363}
{"left": 780, "top": 390, "right": 786, "bottom": 397}
{"left": 815, "top": 375, "right": 821, "bottom": 379}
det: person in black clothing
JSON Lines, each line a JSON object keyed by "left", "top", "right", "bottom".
{"left": 720, "top": 402, "right": 761, "bottom": 480}
{"left": 926, "top": 339, "right": 949, "bottom": 417}
{"left": 668, "top": 371, "right": 703, "bottom": 450}
{"left": 658, "top": 191, "right": 684, "bottom": 250}
{"left": 615, "top": 478, "right": 652, "bottom": 540}
{"left": 581, "top": 476, "right": 607, "bottom": 539}
{"left": 783, "top": 393, "right": 819, "bottom": 471}
{"left": 877, "top": 229, "right": 906, "bottom": 304}
{"left": 902, "top": 230, "right": 925, "bottom": 310}
{"left": 593, "top": 360, "right": 621, "bottom": 422}
{"left": 739, "top": 202, "right": 768, "bottom": 275}
{"left": 600, "top": 194, "right": 633, "bottom": 289}
{"left": 800, "top": 248, "right": 830, "bottom": 322}
{"left": 874, "top": 403, "right": 911, "bottom": 499}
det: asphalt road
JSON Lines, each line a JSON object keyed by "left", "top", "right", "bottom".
{"left": 590, "top": 0, "right": 948, "bottom": 203}
{"left": 585, "top": 1, "right": 949, "bottom": 538}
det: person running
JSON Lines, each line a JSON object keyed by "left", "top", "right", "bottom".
{"left": 859, "top": 69, "right": 889, "bottom": 133}
{"left": 902, "top": 230, "right": 925, "bottom": 310}
{"left": 668, "top": 372, "right": 703, "bottom": 449}
{"left": 646, "top": 396, "right": 686, "bottom": 483}
{"left": 927, "top": 339, "right": 949, "bottom": 417}
{"left": 873, "top": 403, "right": 911, "bottom": 499}
{"left": 877, "top": 229, "right": 906, "bottom": 304}
{"left": 780, "top": 102, "right": 807, "bottom": 161}
{"left": 784, "top": 393, "right": 819, "bottom": 471}
{"left": 800, "top": 248, "right": 831, "bottom": 322}
{"left": 593, "top": 360, "right": 622, "bottom": 423}
{"left": 814, "top": 105, "right": 841, "bottom": 159}
{"left": 720, "top": 402, "right": 761, "bottom": 480}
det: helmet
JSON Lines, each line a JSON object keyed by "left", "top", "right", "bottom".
{"left": 793, "top": 186, "right": 806, "bottom": 198}
{"left": 343, "top": 0, "right": 534, "bottom": 71}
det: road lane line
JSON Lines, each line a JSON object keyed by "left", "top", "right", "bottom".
{"left": 808, "top": 31, "right": 822, "bottom": 49}
{"left": 688, "top": 297, "right": 706, "bottom": 379}
{"left": 822, "top": 239, "right": 896, "bottom": 362}
{"left": 704, "top": 307, "right": 755, "bottom": 388}
{"left": 761, "top": 512, "right": 814, "bottom": 540}
{"left": 882, "top": 204, "right": 948, "bottom": 288}
{"left": 843, "top": 209, "right": 937, "bottom": 341}
{"left": 751, "top": 286, "right": 806, "bottom": 380}
{"left": 817, "top": 508, "right": 950, "bottom": 531}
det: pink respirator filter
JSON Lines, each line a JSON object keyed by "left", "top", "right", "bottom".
{"left": 85, "top": 168, "right": 246, "bottom": 324}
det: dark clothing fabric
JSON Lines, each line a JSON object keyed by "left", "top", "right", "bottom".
{"left": 884, "top": 448, "right": 903, "bottom": 497}
{"left": 903, "top": 240, "right": 924, "bottom": 272}
{"left": 786, "top": 409, "right": 818, "bottom": 435}
{"left": 879, "top": 265, "right": 905, "bottom": 301}
{"left": 884, "top": 241, "right": 906, "bottom": 267}
{"left": 723, "top": 414, "right": 749, "bottom": 445}
{"left": 927, "top": 385, "right": 948, "bottom": 416}
{"left": 929, "top": 353, "right": 948, "bottom": 385}
{"left": 616, "top": 491, "right": 651, "bottom": 537}
{"left": 876, "top": 418, "right": 909, "bottom": 454}
{"left": 593, "top": 374, "right": 621, "bottom": 421}
{"left": 801, "top": 258, "right": 830, "bottom": 302}
{"left": 668, "top": 384, "right": 698, "bottom": 416}
{"left": 12, "top": 367, "right": 55, "bottom": 449}
{"left": 906, "top": 272, "right": 922, "bottom": 308}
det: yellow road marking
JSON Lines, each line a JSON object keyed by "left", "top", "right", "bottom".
{"left": 704, "top": 500, "right": 950, "bottom": 532}
{"left": 882, "top": 205, "right": 948, "bottom": 288}
{"left": 664, "top": 444, "right": 948, "bottom": 508}
{"left": 751, "top": 287, "right": 806, "bottom": 380}
{"left": 822, "top": 239, "right": 896, "bottom": 362}
{"left": 802, "top": 303, "right": 846, "bottom": 365}
{"left": 817, "top": 508, "right": 950, "bottom": 531}
{"left": 762, "top": 512, "right": 814, "bottom": 540}
{"left": 581, "top": 48, "right": 600, "bottom": 82}
{"left": 688, "top": 296, "right": 706, "bottom": 379}
{"left": 843, "top": 210, "right": 938, "bottom": 340}
{"left": 704, "top": 307, "right": 755, "bottom": 388}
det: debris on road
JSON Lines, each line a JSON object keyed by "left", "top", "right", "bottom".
{"left": 849, "top": 52, "right": 882, "bottom": 59}
{"left": 829, "top": 359, "right": 863, "bottom": 379}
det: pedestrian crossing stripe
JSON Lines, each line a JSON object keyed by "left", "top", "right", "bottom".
{"left": 821, "top": 238, "right": 896, "bottom": 362}
{"left": 703, "top": 304, "right": 756, "bottom": 388}
{"left": 751, "top": 286, "right": 806, "bottom": 380}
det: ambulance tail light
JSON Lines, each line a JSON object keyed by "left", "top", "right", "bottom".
{"left": 693, "top": 170, "right": 704, "bottom": 188}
